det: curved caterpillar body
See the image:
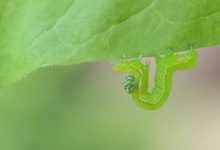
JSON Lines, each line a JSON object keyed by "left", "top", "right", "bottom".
{"left": 112, "top": 47, "right": 198, "bottom": 110}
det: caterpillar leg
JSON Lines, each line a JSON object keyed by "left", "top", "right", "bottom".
{"left": 173, "top": 47, "right": 198, "bottom": 70}
{"left": 123, "top": 75, "right": 136, "bottom": 94}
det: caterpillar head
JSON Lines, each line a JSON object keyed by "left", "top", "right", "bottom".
{"left": 112, "top": 59, "right": 143, "bottom": 73}
{"left": 112, "top": 60, "right": 132, "bottom": 72}
{"left": 123, "top": 75, "right": 136, "bottom": 94}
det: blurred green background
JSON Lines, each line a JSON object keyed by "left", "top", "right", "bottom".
{"left": 0, "top": 46, "right": 219, "bottom": 150}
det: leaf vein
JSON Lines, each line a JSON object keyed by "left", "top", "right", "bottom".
{"left": 27, "top": 0, "right": 75, "bottom": 47}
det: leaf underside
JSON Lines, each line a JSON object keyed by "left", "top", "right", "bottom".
{"left": 0, "top": 0, "right": 220, "bottom": 87}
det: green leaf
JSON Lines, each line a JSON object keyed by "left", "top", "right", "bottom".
{"left": 0, "top": 0, "right": 220, "bottom": 87}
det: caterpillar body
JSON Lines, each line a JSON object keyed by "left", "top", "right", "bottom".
{"left": 112, "top": 47, "right": 198, "bottom": 110}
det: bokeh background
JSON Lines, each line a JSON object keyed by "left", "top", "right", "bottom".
{"left": 0, "top": 46, "right": 219, "bottom": 150}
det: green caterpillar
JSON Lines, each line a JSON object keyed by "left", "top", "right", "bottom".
{"left": 112, "top": 47, "right": 198, "bottom": 110}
